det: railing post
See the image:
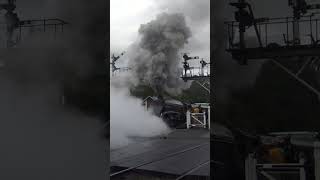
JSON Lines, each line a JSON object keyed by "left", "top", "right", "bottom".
{"left": 286, "top": 17, "right": 289, "bottom": 45}
{"left": 293, "top": 18, "right": 300, "bottom": 45}
{"left": 245, "top": 153, "right": 257, "bottom": 180}
{"left": 265, "top": 24, "right": 268, "bottom": 46}
{"left": 208, "top": 106, "right": 210, "bottom": 129}
{"left": 228, "top": 23, "right": 230, "bottom": 49}
{"left": 316, "top": 19, "right": 318, "bottom": 42}
{"left": 203, "top": 112, "right": 206, "bottom": 128}
{"left": 186, "top": 110, "right": 191, "bottom": 129}
{"left": 231, "top": 21, "right": 234, "bottom": 45}
{"left": 310, "top": 15, "right": 313, "bottom": 43}
{"left": 299, "top": 155, "right": 306, "bottom": 180}
{"left": 314, "top": 141, "right": 320, "bottom": 180}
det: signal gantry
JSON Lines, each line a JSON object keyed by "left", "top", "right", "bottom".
{"left": 110, "top": 52, "right": 130, "bottom": 76}
{"left": 181, "top": 53, "right": 211, "bottom": 94}
{"left": 226, "top": 0, "right": 320, "bottom": 99}
{"left": 0, "top": 0, "right": 67, "bottom": 48}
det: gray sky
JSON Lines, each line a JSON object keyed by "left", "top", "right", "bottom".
{"left": 110, "top": 0, "right": 210, "bottom": 66}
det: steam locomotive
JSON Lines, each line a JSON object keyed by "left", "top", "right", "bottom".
{"left": 143, "top": 96, "right": 188, "bottom": 128}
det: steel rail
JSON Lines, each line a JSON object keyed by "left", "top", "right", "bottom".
{"left": 110, "top": 142, "right": 209, "bottom": 177}
{"left": 175, "top": 160, "right": 211, "bottom": 180}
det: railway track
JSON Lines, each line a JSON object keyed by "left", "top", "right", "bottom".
{"left": 175, "top": 160, "right": 211, "bottom": 180}
{"left": 110, "top": 142, "right": 211, "bottom": 179}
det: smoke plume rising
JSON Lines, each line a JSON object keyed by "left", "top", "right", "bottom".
{"left": 128, "top": 13, "right": 192, "bottom": 96}
{"left": 110, "top": 13, "right": 194, "bottom": 150}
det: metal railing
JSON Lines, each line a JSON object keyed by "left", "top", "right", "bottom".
{"left": 0, "top": 18, "right": 68, "bottom": 48}
{"left": 181, "top": 65, "right": 210, "bottom": 78}
{"left": 225, "top": 14, "right": 320, "bottom": 49}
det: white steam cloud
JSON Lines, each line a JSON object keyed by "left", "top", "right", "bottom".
{"left": 110, "top": 75, "right": 170, "bottom": 150}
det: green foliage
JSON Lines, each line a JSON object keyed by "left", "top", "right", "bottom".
{"left": 129, "top": 85, "right": 155, "bottom": 98}
{"left": 174, "top": 82, "right": 210, "bottom": 103}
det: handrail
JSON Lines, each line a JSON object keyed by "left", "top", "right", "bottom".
{"left": 226, "top": 14, "right": 320, "bottom": 49}
{"left": 225, "top": 14, "right": 320, "bottom": 24}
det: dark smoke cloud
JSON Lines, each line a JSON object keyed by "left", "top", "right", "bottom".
{"left": 213, "top": 0, "right": 269, "bottom": 127}
{"left": 15, "top": 0, "right": 107, "bottom": 79}
{"left": 111, "top": 0, "right": 210, "bottom": 69}
{"left": 0, "top": 0, "right": 107, "bottom": 180}
{"left": 246, "top": 0, "right": 291, "bottom": 18}
{"left": 128, "top": 13, "right": 192, "bottom": 95}
{"left": 155, "top": 0, "right": 210, "bottom": 63}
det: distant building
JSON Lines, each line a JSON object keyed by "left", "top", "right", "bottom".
{"left": 142, "top": 96, "right": 163, "bottom": 116}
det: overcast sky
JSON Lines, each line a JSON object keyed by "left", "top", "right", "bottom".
{"left": 110, "top": 0, "right": 210, "bottom": 66}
